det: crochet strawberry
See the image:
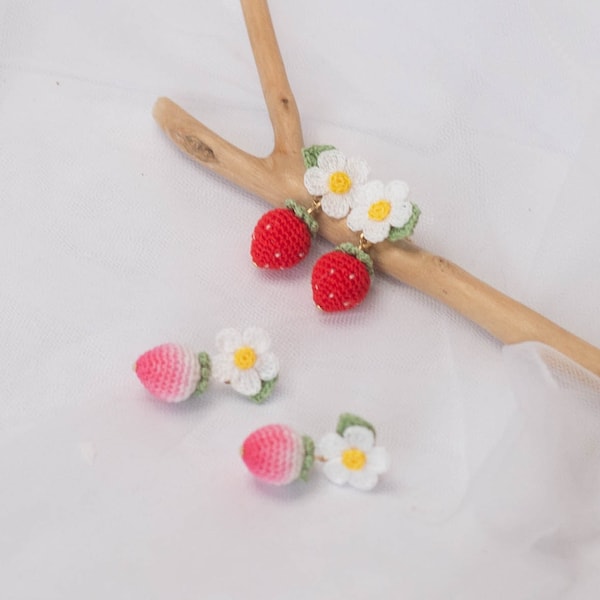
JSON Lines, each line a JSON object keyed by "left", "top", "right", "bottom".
{"left": 134, "top": 343, "right": 211, "bottom": 403}
{"left": 241, "top": 424, "right": 315, "bottom": 485}
{"left": 251, "top": 200, "right": 318, "bottom": 269}
{"left": 311, "top": 244, "right": 373, "bottom": 312}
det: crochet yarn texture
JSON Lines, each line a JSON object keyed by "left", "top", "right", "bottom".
{"left": 241, "top": 424, "right": 310, "bottom": 485}
{"left": 135, "top": 343, "right": 205, "bottom": 403}
{"left": 311, "top": 249, "right": 372, "bottom": 312}
{"left": 251, "top": 207, "right": 312, "bottom": 269}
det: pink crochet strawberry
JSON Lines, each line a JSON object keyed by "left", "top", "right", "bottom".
{"left": 311, "top": 243, "right": 373, "bottom": 312}
{"left": 241, "top": 424, "right": 315, "bottom": 485}
{"left": 251, "top": 200, "right": 318, "bottom": 269}
{"left": 134, "top": 343, "right": 211, "bottom": 403}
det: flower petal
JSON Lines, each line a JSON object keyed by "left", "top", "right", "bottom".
{"left": 322, "top": 459, "right": 351, "bottom": 485}
{"left": 317, "top": 432, "right": 348, "bottom": 460}
{"left": 366, "top": 447, "right": 391, "bottom": 474}
{"left": 358, "top": 180, "right": 385, "bottom": 204}
{"left": 317, "top": 149, "right": 347, "bottom": 173}
{"left": 343, "top": 426, "right": 375, "bottom": 451}
{"left": 346, "top": 205, "right": 368, "bottom": 232}
{"left": 388, "top": 200, "right": 413, "bottom": 228}
{"left": 231, "top": 368, "right": 262, "bottom": 396}
{"left": 344, "top": 189, "right": 362, "bottom": 211}
{"left": 348, "top": 467, "right": 379, "bottom": 491}
{"left": 254, "top": 352, "right": 279, "bottom": 380}
{"left": 215, "top": 328, "right": 242, "bottom": 353}
{"left": 211, "top": 353, "right": 235, "bottom": 383}
{"left": 242, "top": 327, "right": 270, "bottom": 353}
{"left": 385, "top": 180, "right": 410, "bottom": 202}
{"left": 350, "top": 187, "right": 369, "bottom": 210}
{"left": 361, "top": 219, "right": 391, "bottom": 243}
{"left": 345, "top": 157, "right": 370, "bottom": 185}
{"left": 304, "top": 167, "right": 328, "bottom": 195}
{"left": 321, "top": 193, "right": 351, "bottom": 219}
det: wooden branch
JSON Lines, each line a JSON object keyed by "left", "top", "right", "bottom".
{"left": 152, "top": 0, "right": 309, "bottom": 205}
{"left": 241, "top": 0, "right": 304, "bottom": 154}
{"left": 152, "top": 0, "right": 600, "bottom": 377}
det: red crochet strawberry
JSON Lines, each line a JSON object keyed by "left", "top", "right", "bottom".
{"left": 311, "top": 244, "right": 373, "bottom": 312}
{"left": 251, "top": 200, "right": 318, "bottom": 269}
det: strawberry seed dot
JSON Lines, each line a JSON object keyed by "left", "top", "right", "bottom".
{"left": 349, "top": 273, "right": 355, "bottom": 280}
{"left": 328, "top": 293, "right": 334, "bottom": 299}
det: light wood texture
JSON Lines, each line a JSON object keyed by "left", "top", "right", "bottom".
{"left": 152, "top": 0, "right": 600, "bottom": 377}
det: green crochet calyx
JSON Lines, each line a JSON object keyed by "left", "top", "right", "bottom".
{"left": 300, "top": 435, "right": 315, "bottom": 481}
{"left": 285, "top": 199, "right": 319, "bottom": 236}
{"left": 195, "top": 352, "right": 212, "bottom": 395}
{"left": 337, "top": 243, "right": 375, "bottom": 277}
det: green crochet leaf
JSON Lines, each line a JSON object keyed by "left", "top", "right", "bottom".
{"left": 388, "top": 203, "right": 421, "bottom": 242}
{"left": 336, "top": 413, "right": 376, "bottom": 438}
{"left": 285, "top": 199, "right": 319, "bottom": 236}
{"left": 194, "top": 352, "right": 212, "bottom": 395}
{"left": 300, "top": 435, "right": 315, "bottom": 481}
{"left": 250, "top": 376, "right": 278, "bottom": 404}
{"left": 337, "top": 243, "right": 374, "bottom": 277}
{"left": 302, "top": 145, "right": 336, "bottom": 169}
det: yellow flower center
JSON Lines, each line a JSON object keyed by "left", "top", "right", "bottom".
{"left": 233, "top": 346, "right": 257, "bottom": 370}
{"left": 368, "top": 200, "right": 392, "bottom": 222}
{"left": 341, "top": 447, "right": 367, "bottom": 471}
{"left": 328, "top": 171, "right": 352, "bottom": 194}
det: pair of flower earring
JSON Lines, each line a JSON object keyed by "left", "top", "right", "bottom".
{"left": 250, "top": 146, "right": 421, "bottom": 311}
{"left": 134, "top": 327, "right": 390, "bottom": 492}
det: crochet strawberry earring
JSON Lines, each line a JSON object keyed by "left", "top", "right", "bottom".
{"left": 312, "top": 178, "right": 420, "bottom": 312}
{"left": 250, "top": 145, "right": 420, "bottom": 312}
{"left": 241, "top": 413, "right": 390, "bottom": 492}
{"left": 250, "top": 199, "right": 318, "bottom": 269}
{"left": 250, "top": 146, "right": 369, "bottom": 269}
{"left": 134, "top": 327, "right": 279, "bottom": 404}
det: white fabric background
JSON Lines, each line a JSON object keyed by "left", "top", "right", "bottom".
{"left": 1, "top": 1, "right": 600, "bottom": 598}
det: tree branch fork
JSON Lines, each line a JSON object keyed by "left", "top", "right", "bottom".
{"left": 152, "top": 0, "right": 600, "bottom": 377}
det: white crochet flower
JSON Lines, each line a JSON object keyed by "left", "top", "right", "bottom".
{"left": 317, "top": 425, "right": 390, "bottom": 491}
{"left": 304, "top": 149, "right": 370, "bottom": 218}
{"left": 212, "top": 327, "right": 279, "bottom": 396}
{"left": 346, "top": 180, "right": 414, "bottom": 243}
